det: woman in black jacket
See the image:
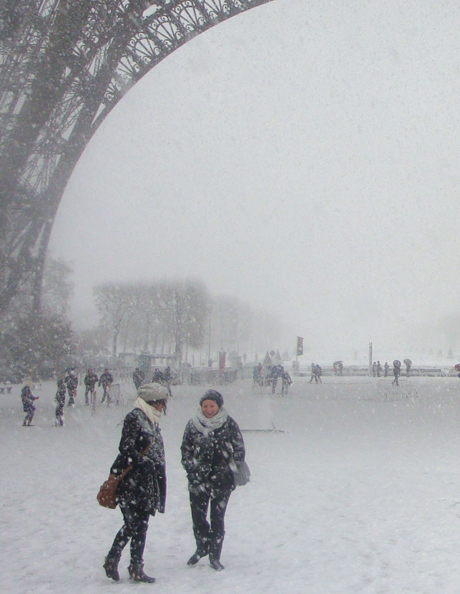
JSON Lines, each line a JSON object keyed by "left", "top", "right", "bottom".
{"left": 103, "top": 382, "right": 169, "bottom": 583}
{"left": 181, "top": 390, "right": 245, "bottom": 571}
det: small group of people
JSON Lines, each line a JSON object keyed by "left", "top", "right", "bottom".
{"left": 252, "top": 363, "right": 292, "bottom": 395}
{"left": 372, "top": 361, "right": 383, "bottom": 377}
{"left": 269, "top": 365, "right": 292, "bottom": 395}
{"left": 132, "top": 366, "right": 174, "bottom": 392}
{"left": 373, "top": 359, "right": 411, "bottom": 385}
{"left": 309, "top": 363, "right": 322, "bottom": 383}
{"left": 332, "top": 361, "right": 344, "bottom": 375}
{"left": 21, "top": 369, "right": 115, "bottom": 428}
{"left": 66, "top": 367, "right": 114, "bottom": 407}
{"left": 22, "top": 380, "right": 67, "bottom": 427}
{"left": 103, "top": 384, "right": 246, "bottom": 583}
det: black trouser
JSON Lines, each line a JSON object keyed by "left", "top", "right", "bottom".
{"left": 55, "top": 404, "right": 64, "bottom": 425}
{"left": 189, "top": 488, "right": 232, "bottom": 559}
{"left": 84, "top": 386, "right": 95, "bottom": 404}
{"left": 23, "top": 405, "right": 35, "bottom": 425}
{"left": 107, "top": 504, "right": 150, "bottom": 564}
{"left": 101, "top": 384, "right": 110, "bottom": 402}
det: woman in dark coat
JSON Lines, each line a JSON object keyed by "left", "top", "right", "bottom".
{"left": 103, "top": 383, "right": 169, "bottom": 583}
{"left": 181, "top": 390, "right": 245, "bottom": 571}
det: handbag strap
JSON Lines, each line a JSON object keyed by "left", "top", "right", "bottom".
{"left": 117, "top": 442, "right": 151, "bottom": 481}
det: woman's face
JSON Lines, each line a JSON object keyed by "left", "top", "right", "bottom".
{"left": 150, "top": 401, "right": 165, "bottom": 412}
{"left": 201, "top": 399, "right": 219, "bottom": 418}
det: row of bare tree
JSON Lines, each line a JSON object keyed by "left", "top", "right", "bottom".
{"left": 94, "top": 279, "right": 283, "bottom": 361}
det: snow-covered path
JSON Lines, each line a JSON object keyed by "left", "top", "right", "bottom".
{"left": 2, "top": 376, "right": 460, "bottom": 593}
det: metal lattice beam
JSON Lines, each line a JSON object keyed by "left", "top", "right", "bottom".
{"left": 0, "top": 0, "right": 274, "bottom": 313}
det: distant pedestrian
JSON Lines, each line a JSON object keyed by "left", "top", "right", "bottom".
{"left": 55, "top": 379, "right": 66, "bottom": 426}
{"left": 392, "top": 360, "right": 401, "bottom": 385}
{"left": 65, "top": 369, "right": 78, "bottom": 406}
{"left": 163, "top": 366, "right": 173, "bottom": 387}
{"left": 281, "top": 370, "right": 292, "bottom": 395}
{"left": 84, "top": 369, "right": 98, "bottom": 406}
{"left": 21, "top": 385, "right": 39, "bottom": 426}
{"left": 132, "top": 368, "right": 145, "bottom": 390}
{"left": 372, "top": 362, "right": 377, "bottom": 377}
{"left": 309, "top": 363, "right": 316, "bottom": 383}
{"left": 404, "top": 359, "right": 412, "bottom": 377}
{"left": 309, "top": 364, "right": 322, "bottom": 383}
{"left": 151, "top": 368, "right": 164, "bottom": 384}
{"left": 99, "top": 369, "right": 114, "bottom": 404}
{"left": 377, "top": 361, "right": 382, "bottom": 377}
{"left": 270, "top": 365, "right": 283, "bottom": 394}
{"left": 384, "top": 362, "right": 389, "bottom": 377}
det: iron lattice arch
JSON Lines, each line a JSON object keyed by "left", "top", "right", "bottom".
{"left": 0, "top": 0, "right": 273, "bottom": 313}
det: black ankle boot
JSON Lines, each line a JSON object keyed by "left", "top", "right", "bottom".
{"left": 103, "top": 557, "right": 120, "bottom": 581}
{"left": 209, "top": 554, "right": 224, "bottom": 571}
{"left": 128, "top": 562, "right": 156, "bottom": 583}
{"left": 209, "top": 535, "right": 224, "bottom": 570}
{"left": 187, "top": 549, "right": 208, "bottom": 566}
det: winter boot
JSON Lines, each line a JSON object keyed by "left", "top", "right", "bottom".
{"left": 209, "top": 536, "right": 224, "bottom": 571}
{"left": 128, "top": 562, "right": 156, "bottom": 583}
{"left": 187, "top": 548, "right": 208, "bottom": 566}
{"left": 103, "top": 557, "right": 120, "bottom": 581}
{"left": 209, "top": 555, "right": 224, "bottom": 571}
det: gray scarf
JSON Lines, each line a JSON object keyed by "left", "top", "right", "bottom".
{"left": 192, "top": 406, "right": 228, "bottom": 437}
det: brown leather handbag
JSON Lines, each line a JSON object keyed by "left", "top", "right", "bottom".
{"left": 97, "top": 444, "right": 151, "bottom": 509}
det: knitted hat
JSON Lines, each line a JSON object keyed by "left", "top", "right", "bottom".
{"left": 137, "top": 382, "right": 170, "bottom": 403}
{"left": 199, "top": 389, "right": 224, "bottom": 408}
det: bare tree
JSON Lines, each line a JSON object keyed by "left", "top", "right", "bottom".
{"left": 94, "top": 283, "right": 135, "bottom": 357}
{"left": 158, "top": 279, "right": 208, "bottom": 361}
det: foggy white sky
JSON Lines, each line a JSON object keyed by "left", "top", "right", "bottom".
{"left": 49, "top": 0, "right": 460, "bottom": 360}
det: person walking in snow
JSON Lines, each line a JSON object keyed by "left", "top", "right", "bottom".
{"left": 64, "top": 368, "right": 78, "bottom": 406}
{"left": 392, "top": 360, "right": 401, "bottom": 385}
{"left": 314, "top": 364, "right": 323, "bottom": 383}
{"left": 132, "top": 368, "right": 145, "bottom": 390}
{"left": 404, "top": 359, "right": 412, "bottom": 377}
{"left": 84, "top": 369, "right": 98, "bottom": 406}
{"left": 55, "top": 379, "right": 66, "bottom": 426}
{"left": 181, "top": 390, "right": 246, "bottom": 571}
{"left": 309, "top": 363, "right": 317, "bottom": 383}
{"left": 99, "top": 368, "right": 113, "bottom": 404}
{"left": 21, "top": 385, "right": 39, "bottom": 426}
{"left": 384, "top": 362, "right": 390, "bottom": 377}
{"left": 270, "top": 365, "right": 283, "bottom": 393}
{"left": 103, "top": 383, "right": 169, "bottom": 583}
{"left": 281, "top": 369, "right": 292, "bottom": 395}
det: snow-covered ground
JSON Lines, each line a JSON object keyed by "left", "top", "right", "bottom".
{"left": 2, "top": 376, "right": 460, "bottom": 593}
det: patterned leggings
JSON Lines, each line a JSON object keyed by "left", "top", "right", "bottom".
{"left": 107, "top": 504, "right": 150, "bottom": 564}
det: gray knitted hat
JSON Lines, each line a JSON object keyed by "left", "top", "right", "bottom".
{"left": 137, "top": 382, "right": 170, "bottom": 403}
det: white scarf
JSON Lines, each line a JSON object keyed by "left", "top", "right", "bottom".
{"left": 134, "top": 397, "right": 162, "bottom": 426}
{"left": 192, "top": 406, "right": 228, "bottom": 437}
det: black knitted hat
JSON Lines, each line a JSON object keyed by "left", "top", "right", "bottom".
{"left": 199, "top": 389, "right": 224, "bottom": 408}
